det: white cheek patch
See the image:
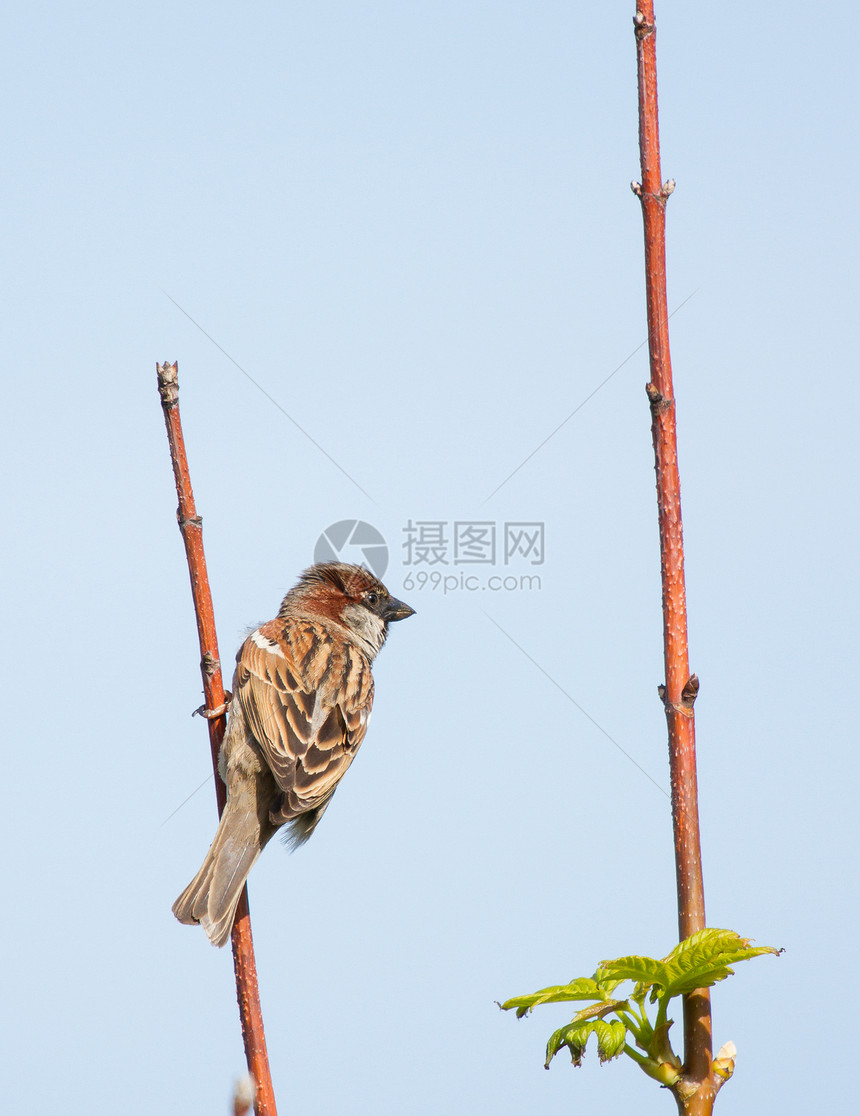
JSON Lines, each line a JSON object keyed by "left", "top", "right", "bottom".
{"left": 251, "top": 629, "right": 285, "bottom": 657}
{"left": 342, "top": 604, "right": 387, "bottom": 655}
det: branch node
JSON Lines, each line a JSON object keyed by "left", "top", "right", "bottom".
{"left": 662, "top": 178, "right": 676, "bottom": 198}
{"left": 630, "top": 180, "right": 643, "bottom": 196}
{"left": 178, "top": 511, "right": 203, "bottom": 530}
{"left": 681, "top": 674, "right": 700, "bottom": 708}
{"left": 156, "top": 360, "right": 179, "bottom": 408}
{"left": 633, "top": 11, "right": 654, "bottom": 40}
{"left": 201, "top": 650, "right": 221, "bottom": 678}
{"left": 657, "top": 679, "right": 698, "bottom": 720}
{"left": 646, "top": 382, "right": 672, "bottom": 414}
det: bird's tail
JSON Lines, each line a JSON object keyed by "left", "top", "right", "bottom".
{"left": 172, "top": 777, "right": 275, "bottom": 948}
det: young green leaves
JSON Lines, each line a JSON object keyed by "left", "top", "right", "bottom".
{"left": 500, "top": 929, "right": 781, "bottom": 1085}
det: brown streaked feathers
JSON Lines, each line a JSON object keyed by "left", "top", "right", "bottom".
{"left": 172, "top": 563, "right": 413, "bottom": 947}
{"left": 236, "top": 618, "right": 373, "bottom": 826}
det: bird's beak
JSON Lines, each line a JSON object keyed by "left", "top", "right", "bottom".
{"left": 384, "top": 597, "right": 416, "bottom": 622}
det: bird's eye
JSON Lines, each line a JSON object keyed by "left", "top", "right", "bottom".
{"left": 366, "top": 592, "right": 378, "bottom": 606}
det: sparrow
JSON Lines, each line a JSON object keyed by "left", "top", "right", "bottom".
{"left": 172, "top": 562, "right": 414, "bottom": 947}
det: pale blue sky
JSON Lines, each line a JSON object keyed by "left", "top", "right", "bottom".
{"left": 2, "top": 2, "right": 857, "bottom": 1113}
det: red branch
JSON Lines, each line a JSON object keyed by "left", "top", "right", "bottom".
{"left": 157, "top": 362, "right": 278, "bottom": 1116}
{"left": 632, "top": 6, "right": 715, "bottom": 1112}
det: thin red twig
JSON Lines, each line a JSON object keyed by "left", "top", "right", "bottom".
{"left": 632, "top": 6, "right": 715, "bottom": 1112}
{"left": 157, "top": 361, "right": 278, "bottom": 1116}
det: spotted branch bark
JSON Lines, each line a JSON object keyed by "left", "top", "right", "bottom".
{"left": 157, "top": 361, "right": 278, "bottom": 1116}
{"left": 632, "top": 7, "right": 716, "bottom": 1113}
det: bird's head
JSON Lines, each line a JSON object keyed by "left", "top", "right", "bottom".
{"left": 280, "top": 562, "right": 415, "bottom": 655}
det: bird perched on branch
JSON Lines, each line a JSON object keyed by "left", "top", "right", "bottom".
{"left": 172, "top": 562, "right": 415, "bottom": 947}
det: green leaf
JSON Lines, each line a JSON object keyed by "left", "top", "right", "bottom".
{"left": 500, "top": 977, "right": 613, "bottom": 1019}
{"left": 591, "top": 930, "right": 781, "bottom": 1001}
{"left": 595, "top": 1019, "right": 628, "bottom": 1063}
{"left": 659, "top": 929, "right": 781, "bottom": 997}
{"left": 500, "top": 927, "right": 781, "bottom": 1080}
{"left": 597, "top": 955, "right": 670, "bottom": 991}
{"left": 545, "top": 1024, "right": 577, "bottom": 1067}
{"left": 544, "top": 1018, "right": 629, "bottom": 1069}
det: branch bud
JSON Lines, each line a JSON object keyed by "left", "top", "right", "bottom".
{"left": 713, "top": 1040, "right": 737, "bottom": 1085}
{"left": 233, "top": 1073, "right": 256, "bottom": 1116}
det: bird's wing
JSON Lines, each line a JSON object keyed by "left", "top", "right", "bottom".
{"left": 233, "top": 619, "right": 374, "bottom": 821}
